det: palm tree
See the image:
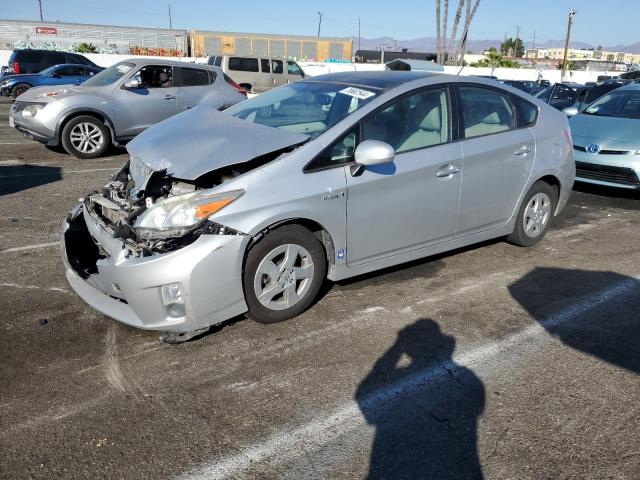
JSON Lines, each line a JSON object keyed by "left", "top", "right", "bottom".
{"left": 436, "top": 0, "right": 442, "bottom": 64}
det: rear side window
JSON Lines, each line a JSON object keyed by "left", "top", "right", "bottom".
{"left": 228, "top": 57, "right": 259, "bottom": 72}
{"left": 180, "top": 67, "right": 211, "bottom": 86}
{"left": 260, "top": 59, "right": 270, "bottom": 73}
{"left": 511, "top": 95, "right": 538, "bottom": 127}
{"left": 271, "top": 59, "right": 284, "bottom": 74}
{"left": 16, "top": 50, "right": 43, "bottom": 62}
{"left": 66, "top": 53, "right": 90, "bottom": 65}
{"left": 56, "top": 66, "right": 85, "bottom": 76}
{"left": 43, "top": 51, "right": 66, "bottom": 64}
{"left": 458, "top": 85, "right": 516, "bottom": 139}
{"left": 213, "top": 56, "right": 222, "bottom": 67}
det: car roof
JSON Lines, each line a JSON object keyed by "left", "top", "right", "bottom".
{"left": 617, "top": 82, "right": 640, "bottom": 91}
{"left": 300, "top": 71, "right": 439, "bottom": 91}
{"left": 118, "top": 58, "right": 215, "bottom": 69}
{"left": 48, "top": 63, "right": 98, "bottom": 69}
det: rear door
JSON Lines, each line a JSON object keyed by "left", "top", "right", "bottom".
{"left": 271, "top": 59, "right": 286, "bottom": 88}
{"left": 112, "top": 64, "right": 179, "bottom": 138}
{"left": 286, "top": 60, "right": 304, "bottom": 83}
{"left": 177, "top": 66, "right": 218, "bottom": 110}
{"left": 455, "top": 84, "right": 536, "bottom": 236}
{"left": 53, "top": 65, "right": 86, "bottom": 85}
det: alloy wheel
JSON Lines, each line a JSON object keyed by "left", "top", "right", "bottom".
{"left": 69, "top": 122, "right": 104, "bottom": 154}
{"left": 523, "top": 192, "right": 552, "bottom": 238}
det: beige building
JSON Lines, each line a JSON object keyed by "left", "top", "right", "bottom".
{"left": 545, "top": 48, "right": 594, "bottom": 60}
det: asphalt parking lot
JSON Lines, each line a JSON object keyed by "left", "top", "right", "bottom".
{"left": 0, "top": 96, "right": 639, "bottom": 480}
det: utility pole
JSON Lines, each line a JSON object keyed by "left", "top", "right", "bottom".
{"left": 38, "top": 0, "right": 43, "bottom": 21}
{"left": 358, "top": 18, "right": 361, "bottom": 52}
{"left": 168, "top": 3, "right": 172, "bottom": 30}
{"left": 532, "top": 30, "right": 536, "bottom": 67}
{"left": 514, "top": 25, "right": 520, "bottom": 60}
{"left": 561, "top": 9, "right": 577, "bottom": 81}
{"left": 317, "top": 12, "right": 323, "bottom": 38}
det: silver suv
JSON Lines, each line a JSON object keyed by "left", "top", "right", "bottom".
{"left": 9, "top": 58, "right": 247, "bottom": 158}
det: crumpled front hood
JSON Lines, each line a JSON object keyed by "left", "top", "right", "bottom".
{"left": 126, "top": 106, "right": 309, "bottom": 181}
{"left": 570, "top": 113, "right": 640, "bottom": 145}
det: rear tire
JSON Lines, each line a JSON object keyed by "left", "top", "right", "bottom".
{"left": 507, "top": 181, "right": 557, "bottom": 247}
{"left": 61, "top": 115, "right": 111, "bottom": 159}
{"left": 243, "top": 225, "right": 326, "bottom": 324}
{"left": 11, "top": 83, "right": 31, "bottom": 98}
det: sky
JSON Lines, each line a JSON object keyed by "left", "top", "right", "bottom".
{"left": 2, "top": 0, "right": 639, "bottom": 47}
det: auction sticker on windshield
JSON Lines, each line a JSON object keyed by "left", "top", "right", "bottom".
{"left": 339, "top": 87, "right": 376, "bottom": 100}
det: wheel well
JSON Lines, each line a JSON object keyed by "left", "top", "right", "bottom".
{"left": 238, "top": 83, "right": 252, "bottom": 91}
{"left": 58, "top": 112, "right": 114, "bottom": 143}
{"left": 536, "top": 175, "right": 561, "bottom": 198}
{"left": 246, "top": 219, "right": 336, "bottom": 268}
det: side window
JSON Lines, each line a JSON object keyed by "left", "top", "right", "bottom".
{"left": 66, "top": 53, "right": 89, "bottom": 65}
{"left": 44, "top": 51, "right": 65, "bottom": 65}
{"left": 85, "top": 67, "right": 99, "bottom": 76}
{"left": 132, "top": 65, "right": 174, "bottom": 88}
{"left": 228, "top": 57, "right": 259, "bottom": 72}
{"left": 287, "top": 61, "right": 302, "bottom": 76}
{"left": 458, "top": 86, "right": 515, "bottom": 139}
{"left": 305, "top": 127, "right": 359, "bottom": 172}
{"left": 271, "top": 59, "right": 284, "bottom": 74}
{"left": 213, "top": 56, "right": 222, "bottom": 67}
{"left": 56, "top": 66, "right": 85, "bottom": 77}
{"left": 511, "top": 95, "right": 538, "bottom": 127}
{"left": 362, "top": 87, "right": 449, "bottom": 153}
{"left": 180, "top": 67, "right": 210, "bottom": 86}
{"left": 260, "top": 59, "right": 270, "bottom": 73}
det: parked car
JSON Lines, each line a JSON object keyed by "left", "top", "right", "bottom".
{"left": 9, "top": 58, "right": 246, "bottom": 159}
{"left": 3, "top": 49, "right": 98, "bottom": 75}
{"left": 535, "top": 82, "right": 592, "bottom": 111}
{"left": 564, "top": 83, "right": 640, "bottom": 189}
{"left": 500, "top": 80, "right": 545, "bottom": 95}
{"left": 0, "top": 64, "right": 103, "bottom": 98}
{"left": 196, "top": 55, "right": 305, "bottom": 93}
{"left": 61, "top": 71, "right": 575, "bottom": 342}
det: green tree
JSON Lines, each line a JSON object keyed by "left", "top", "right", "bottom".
{"left": 74, "top": 42, "right": 97, "bottom": 53}
{"left": 471, "top": 50, "right": 520, "bottom": 74}
{"left": 500, "top": 37, "right": 524, "bottom": 58}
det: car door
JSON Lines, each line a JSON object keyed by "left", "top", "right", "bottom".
{"left": 53, "top": 66, "right": 86, "bottom": 85}
{"left": 286, "top": 60, "right": 304, "bottom": 84}
{"left": 257, "top": 58, "right": 273, "bottom": 93}
{"left": 455, "top": 84, "right": 536, "bottom": 236}
{"left": 177, "top": 66, "right": 219, "bottom": 110}
{"left": 112, "top": 64, "right": 179, "bottom": 138}
{"left": 271, "top": 59, "right": 286, "bottom": 88}
{"left": 344, "top": 85, "right": 463, "bottom": 266}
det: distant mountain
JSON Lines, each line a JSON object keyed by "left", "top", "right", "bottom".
{"left": 352, "top": 36, "right": 640, "bottom": 54}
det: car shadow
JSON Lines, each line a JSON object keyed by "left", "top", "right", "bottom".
{"left": 356, "top": 318, "right": 485, "bottom": 479}
{"left": 0, "top": 164, "right": 62, "bottom": 196}
{"left": 508, "top": 267, "right": 640, "bottom": 374}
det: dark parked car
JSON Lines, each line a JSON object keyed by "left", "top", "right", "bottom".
{"left": 500, "top": 80, "right": 545, "bottom": 95}
{"left": 535, "top": 82, "right": 591, "bottom": 111}
{"left": 4, "top": 49, "right": 98, "bottom": 76}
{"left": 0, "top": 64, "right": 103, "bottom": 98}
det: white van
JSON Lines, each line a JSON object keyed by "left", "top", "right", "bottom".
{"left": 195, "top": 55, "right": 305, "bottom": 93}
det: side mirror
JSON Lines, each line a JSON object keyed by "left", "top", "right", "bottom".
{"left": 350, "top": 140, "right": 395, "bottom": 176}
{"left": 562, "top": 107, "right": 579, "bottom": 117}
{"left": 123, "top": 78, "right": 141, "bottom": 89}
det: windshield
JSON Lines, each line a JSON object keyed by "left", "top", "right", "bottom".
{"left": 82, "top": 62, "right": 134, "bottom": 87}
{"left": 583, "top": 90, "right": 640, "bottom": 119}
{"left": 225, "top": 81, "right": 381, "bottom": 138}
{"left": 39, "top": 65, "right": 59, "bottom": 75}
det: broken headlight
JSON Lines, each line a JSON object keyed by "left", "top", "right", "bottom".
{"left": 133, "top": 189, "right": 244, "bottom": 239}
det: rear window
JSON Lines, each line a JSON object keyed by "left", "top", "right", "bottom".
{"left": 15, "top": 50, "right": 43, "bottom": 62}
{"left": 180, "top": 67, "right": 211, "bottom": 86}
{"left": 228, "top": 57, "right": 259, "bottom": 72}
{"left": 66, "top": 53, "right": 91, "bottom": 65}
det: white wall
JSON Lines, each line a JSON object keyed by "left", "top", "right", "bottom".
{"left": 0, "top": 49, "right": 618, "bottom": 84}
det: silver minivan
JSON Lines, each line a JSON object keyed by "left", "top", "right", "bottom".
{"left": 198, "top": 55, "right": 305, "bottom": 93}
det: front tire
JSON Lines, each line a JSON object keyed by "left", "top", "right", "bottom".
{"left": 61, "top": 115, "right": 111, "bottom": 159}
{"left": 507, "top": 181, "right": 557, "bottom": 247}
{"left": 243, "top": 225, "right": 327, "bottom": 324}
{"left": 11, "top": 83, "right": 31, "bottom": 98}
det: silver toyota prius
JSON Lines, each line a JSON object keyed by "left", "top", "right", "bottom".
{"left": 62, "top": 71, "right": 575, "bottom": 342}
{"left": 566, "top": 83, "right": 640, "bottom": 189}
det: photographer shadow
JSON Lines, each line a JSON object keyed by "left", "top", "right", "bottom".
{"left": 356, "top": 318, "right": 485, "bottom": 479}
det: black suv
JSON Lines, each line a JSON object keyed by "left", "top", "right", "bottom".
{"left": 4, "top": 49, "right": 98, "bottom": 75}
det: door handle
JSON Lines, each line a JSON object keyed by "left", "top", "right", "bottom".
{"left": 514, "top": 145, "right": 532, "bottom": 156}
{"left": 163, "top": 94, "right": 176, "bottom": 100}
{"left": 436, "top": 164, "right": 461, "bottom": 178}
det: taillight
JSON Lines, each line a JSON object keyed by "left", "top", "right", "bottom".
{"left": 223, "top": 73, "right": 247, "bottom": 97}
{"left": 12, "top": 61, "right": 19, "bottom": 74}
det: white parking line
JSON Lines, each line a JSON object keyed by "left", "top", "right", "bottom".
{"left": 0, "top": 282, "right": 68, "bottom": 293}
{"left": 180, "top": 275, "right": 640, "bottom": 480}
{"left": 2, "top": 241, "right": 59, "bottom": 253}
